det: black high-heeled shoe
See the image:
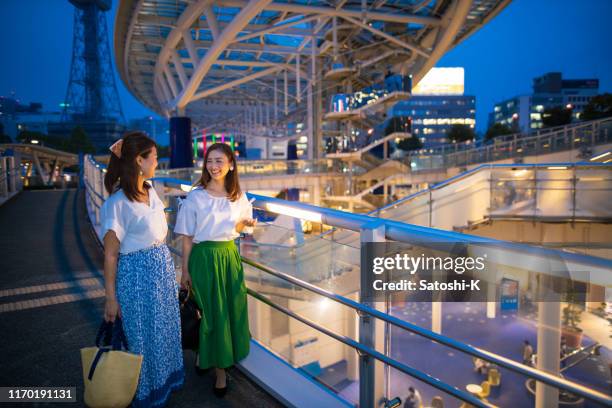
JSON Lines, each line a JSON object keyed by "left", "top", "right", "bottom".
{"left": 213, "top": 375, "right": 229, "bottom": 398}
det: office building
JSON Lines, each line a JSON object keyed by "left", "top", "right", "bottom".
{"left": 391, "top": 68, "right": 476, "bottom": 147}
{"left": 489, "top": 72, "right": 599, "bottom": 133}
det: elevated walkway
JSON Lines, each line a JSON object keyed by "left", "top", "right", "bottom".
{"left": 407, "top": 117, "right": 612, "bottom": 171}
{"left": 324, "top": 91, "right": 411, "bottom": 123}
{"left": 0, "top": 188, "right": 283, "bottom": 407}
{"left": 321, "top": 162, "right": 612, "bottom": 256}
{"left": 83, "top": 155, "right": 612, "bottom": 408}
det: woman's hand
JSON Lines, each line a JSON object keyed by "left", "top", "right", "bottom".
{"left": 236, "top": 218, "right": 257, "bottom": 231}
{"left": 104, "top": 297, "right": 121, "bottom": 322}
{"left": 181, "top": 270, "right": 192, "bottom": 290}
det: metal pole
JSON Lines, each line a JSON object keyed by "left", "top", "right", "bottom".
{"left": 360, "top": 220, "right": 386, "bottom": 408}
{"left": 274, "top": 78, "right": 278, "bottom": 121}
{"left": 296, "top": 53, "right": 301, "bottom": 103}
{"left": 284, "top": 70, "right": 289, "bottom": 114}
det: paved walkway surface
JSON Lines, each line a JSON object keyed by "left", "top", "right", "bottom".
{"left": 0, "top": 189, "right": 285, "bottom": 407}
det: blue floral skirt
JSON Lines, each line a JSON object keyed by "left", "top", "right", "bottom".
{"left": 117, "top": 244, "right": 184, "bottom": 408}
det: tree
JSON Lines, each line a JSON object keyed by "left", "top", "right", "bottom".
{"left": 65, "top": 126, "right": 95, "bottom": 154}
{"left": 17, "top": 130, "right": 47, "bottom": 144}
{"left": 0, "top": 123, "right": 12, "bottom": 143}
{"left": 447, "top": 124, "right": 475, "bottom": 143}
{"left": 581, "top": 93, "right": 612, "bottom": 121}
{"left": 542, "top": 106, "right": 572, "bottom": 127}
{"left": 384, "top": 116, "right": 411, "bottom": 136}
{"left": 485, "top": 123, "right": 513, "bottom": 142}
{"left": 396, "top": 136, "right": 423, "bottom": 152}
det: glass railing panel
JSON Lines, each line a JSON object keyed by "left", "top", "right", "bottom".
{"left": 430, "top": 170, "right": 490, "bottom": 229}
{"left": 575, "top": 168, "right": 612, "bottom": 218}
{"left": 380, "top": 238, "right": 610, "bottom": 406}
{"left": 378, "top": 193, "right": 431, "bottom": 226}
{"left": 244, "top": 271, "right": 360, "bottom": 406}
{"left": 158, "top": 159, "right": 366, "bottom": 179}
{"left": 536, "top": 168, "right": 574, "bottom": 217}
{"left": 489, "top": 168, "right": 537, "bottom": 216}
{"left": 240, "top": 225, "right": 360, "bottom": 294}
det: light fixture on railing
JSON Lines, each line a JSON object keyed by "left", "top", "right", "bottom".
{"left": 318, "top": 297, "right": 330, "bottom": 311}
{"left": 513, "top": 169, "right": 528, "bottom": 177}
{"left": 590, "top": 152, "right": 610, "bottom": 161}
{"left": 180, "top": 184, "right": 192, "bottom": 192}
{"left": 547, "top": 166, "right": 567, "bottom": 170}
{"left": 265, "top": 202, "right": 322, "bottom": 223}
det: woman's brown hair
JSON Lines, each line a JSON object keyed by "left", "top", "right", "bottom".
{"left": 104, "top": 131, "right": 157, "bottom": 202}
{"left": 196, "top": 142, "right": 241, "bottom": 202}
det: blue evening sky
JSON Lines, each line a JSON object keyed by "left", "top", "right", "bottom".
{"left": 1, "top": 0, "right": 610, "bottom": 139}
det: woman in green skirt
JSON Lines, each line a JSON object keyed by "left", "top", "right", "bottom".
{"left": 174, "top": 143, "right": 257, "bottom": 398}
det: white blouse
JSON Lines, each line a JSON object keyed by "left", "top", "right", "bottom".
{"left": 174, "top": 187, "right": 253, "bottom": 242}
{"left": 100, "top": 188, "right": 168, "bottom": 254}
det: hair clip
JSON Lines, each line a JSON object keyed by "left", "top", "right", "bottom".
{"left": 109, "top": 139, "right": 124, "bottom": 158}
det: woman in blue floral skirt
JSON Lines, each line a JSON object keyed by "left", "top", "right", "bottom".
{"left": 100, "top": 131, "right": 184, "bottom": 407}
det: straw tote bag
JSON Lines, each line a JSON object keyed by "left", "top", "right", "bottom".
{"left": 80, "top": 319, "right": 143, "bottom": 408}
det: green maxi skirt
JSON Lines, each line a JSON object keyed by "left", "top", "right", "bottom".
{"left": 189, "top": 240, "right": 250, "bottom": 369}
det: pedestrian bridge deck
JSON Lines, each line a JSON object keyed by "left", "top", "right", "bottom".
{"left": 0, "top": 189, "right": 284, "bottom": 407}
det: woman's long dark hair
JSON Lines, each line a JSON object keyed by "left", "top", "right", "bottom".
{"left": 196, "top": 142, "right": 241, "bottom": 202}
{"left": 104, "top": 131, "right": 157, "bottom": 202}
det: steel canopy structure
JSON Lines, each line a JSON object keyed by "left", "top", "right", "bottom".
{"left": 114, "top": 0, "right": 509, "bottom": 144}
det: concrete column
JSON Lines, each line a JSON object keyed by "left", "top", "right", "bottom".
{"left": 535, "top": 275, "right": 561, "bottom": 408}
{"left": 313, "top": 178, "right": 321, "bottom": 206}
{"left": 432, "top": 301, "right": 442, "bottom": 334}
{"left": 383, "top": 180, "right": 388, "bottom": 204}
{"left": 169, "top": 117, "right": 192, "bottom": 168}
{"left": 487, "top": 280, "right": 497, "bottom": 319}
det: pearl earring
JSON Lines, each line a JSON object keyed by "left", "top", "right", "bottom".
{"left": 139, "top": 169, "right": 144, "bottom": 176}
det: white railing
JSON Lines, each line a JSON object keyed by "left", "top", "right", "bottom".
{"left": 83, "top": 155, "right": 612, "bottom": 408}
{"left": 408, "top": 117, "right": 612, "bottom": 170}
{"left": 0, "top": 156, "right": 22, "bottom": 204}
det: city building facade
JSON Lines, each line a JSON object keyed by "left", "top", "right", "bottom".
{"left": 390, "top": 68, "right": 476, "bottom": 147}
{"left": 489, "top": 72, "right": 599, "bottom": 133}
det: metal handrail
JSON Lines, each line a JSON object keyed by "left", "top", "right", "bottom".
{"left": 149, "top": 175, "right": 612, "bottom": 280}
{"left": 241, "top": 258, "right": 611, "bottom": 406}
{"left": 84, "top": 156, "right": 612, "bottom": 405}
{"left": 247, "top": 288, "right": 493, "bottom": 408}
{"left": 88, "top": 154, "right": 612, "bottom": 274}
{"left": 407, "top": 117, "right": 612, "bottom": 157}
{"left": 312, "top": 161, "right": 612, "bottom": 241}
{"left": 376, "top": 161, "right": 612, "bottom": 214}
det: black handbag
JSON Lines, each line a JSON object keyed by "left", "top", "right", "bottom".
{"left": 179, "top": 289, "right": 201, "bottom": 351}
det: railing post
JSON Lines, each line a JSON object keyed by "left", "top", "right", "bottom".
{"left": 359, "top": 220, "right": 386, "bottom": 408}
{"left": 0, "top": 158, "right": 7, "bottom": 198}
{"left": 571, "top": 165, "right": 577, "bottom": 223}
